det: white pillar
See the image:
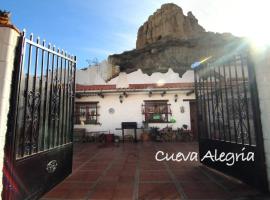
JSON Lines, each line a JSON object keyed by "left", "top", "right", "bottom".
{"left": 252, "top": 48, "right": 270, "bottom": 190}
{"left": 0, "top": 26, "right": 20, "bottom": 195}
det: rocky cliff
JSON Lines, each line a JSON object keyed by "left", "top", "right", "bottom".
{"left": 109, "top": 3, "right": 245, "bottom": 75}
{"left": 136, "top": 3, "right": 205, "bottom": 49}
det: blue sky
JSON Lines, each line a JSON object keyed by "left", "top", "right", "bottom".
{"left": 2, "top": 0, "right": 269, "bottom": 68}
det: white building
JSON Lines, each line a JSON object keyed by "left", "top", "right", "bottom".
{"left": 74, "top": 66, "right": 196, "bottom": 139}
{"left": 76, "top": 60, "right": 119, "bottom": 85}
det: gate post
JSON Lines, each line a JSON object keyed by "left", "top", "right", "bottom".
{"left": 251, "top": 47, "right": 270, "bottom": 191}
{"left": 0, "top": 11, "right": 20, "bottom": 195}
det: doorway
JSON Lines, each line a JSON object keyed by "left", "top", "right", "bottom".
{"left": 189, "top": 101, "right": 198, "bottom": 140}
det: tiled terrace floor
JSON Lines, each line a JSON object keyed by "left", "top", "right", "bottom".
{"left": 42, "top": 142, "right": 268, "bottom": 200}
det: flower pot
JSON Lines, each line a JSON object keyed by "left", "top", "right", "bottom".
{"left": 141, "top": 132, "right": 149, "bottom": 142}
{"left": 0, "top": 12, "right": 10, "bottom": 25}
{"left": 0, "top": 16, "right": 9, "bottom": 25}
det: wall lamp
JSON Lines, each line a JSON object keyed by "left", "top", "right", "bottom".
{"left": 161, "top": 91, "right": 166, "bottom": 97}
{"left": 119, "top": 95, "right": 124, "bottom": 103}
{"left": 174, "top": 94, "right": 178, "bottom": 102}
{"left": 123, "top": 91, "right": 128, "bottom": 98}
{"left": 98, "top": 92, "right": 104, "bottom": 98}
{"left": 180, "top": 106, "right": 185, "bottom": 113}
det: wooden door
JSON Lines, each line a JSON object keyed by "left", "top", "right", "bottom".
{"left": 189, "top": 101, "right": 198, "bottom": 140}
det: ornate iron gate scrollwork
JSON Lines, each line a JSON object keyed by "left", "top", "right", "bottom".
{"left": 46, "top": 160, "right": 58, "bottom": 173}
{"left": 23, "top": 90, "right": 41, "bottom": 154}
{"left": 3, "top": 30, "right": 76, "bottom": 200}
{"left": 13, "top": 32, "right": 76, "bottom": 158}
{"left": 194, "top": 52, "right": 268, "bottom": 191}
{"left": 51, "top": 80, "right": 60, "bottom": 121}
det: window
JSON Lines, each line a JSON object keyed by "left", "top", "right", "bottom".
{"left": 142, "top": 100, "right": 172, "bottom": 123}
{"left": 75, "top": 102, "right": 99, "bottom": 124}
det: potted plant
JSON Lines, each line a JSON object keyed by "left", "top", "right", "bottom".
{"left": 0, "top": 11, "right": 11, "bottom": 25}
{"left": 141, "top": 130, "right": 150, "bottom": 142}
{"left": 79, "top": 112, "right": 86, "bottom": 125}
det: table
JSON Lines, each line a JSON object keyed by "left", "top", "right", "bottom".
{"left": 115, "top": 128, "right": 142, "bottom": 143}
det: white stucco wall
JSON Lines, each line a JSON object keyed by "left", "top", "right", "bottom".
{"left": 75, "top": 92, "right": 195, "bottom": 137}
{"left": 75, "top": 66, "right": 195, "bottom": 137}
{"left": 76, "top": 64, "right": 194, "bottom": 87}
{"left": 76, "top": 60, "right": 119, "bottom": 85}
{"left": 108, "top": 69, "right": 194, "bottom": 85}
{"left": 0, "top": 27, "right": 19, "bottom": 195}
{"left": 252, "top": 49, "right": 270, "bottom": 189}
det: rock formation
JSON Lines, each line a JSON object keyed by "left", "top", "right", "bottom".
{"left": 136, "top": 3, "right": 205, "bottom": 49}
{"left": 108, "top": 3, "right": 246, "bottom": 75}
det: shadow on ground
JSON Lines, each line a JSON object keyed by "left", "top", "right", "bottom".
{"left": 42, "top": 142, "right": 270, "bottom": 200}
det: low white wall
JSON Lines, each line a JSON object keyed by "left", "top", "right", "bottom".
{"left": 108, "top": 69, "right": 194, "bottom": 85}
{"left": 76, "top": 60, "right": 120, "bottom": 85}
{"left": 0, "top": 27, "right": 20, "bottom": 195}
{"left": 75, "top": 92, "right": 195, "bottom": 138}
{"left": 252, "top": 49, "right": 270, "bottom": 190}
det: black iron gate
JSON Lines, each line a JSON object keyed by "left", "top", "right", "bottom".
{"left": 194, "top": 52, "right": 268, "bottom": 191}
{"left": 3, "top": 31, "right": 76, "bottom": 199}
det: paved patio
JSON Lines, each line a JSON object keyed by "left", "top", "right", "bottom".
{"left": 42, "top": 142, "right": 268, "bottom": 200}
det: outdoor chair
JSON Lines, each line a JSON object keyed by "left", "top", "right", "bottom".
{"left": 177, "top": 125, "right": 193, "bottom": 142}
{"left": 160, "top": 127, "right": 176, "bottom": 142}
{"left": 85, "top": 132, "right": 95, "bottom": 142}
{"left": 123, "top": 134, "right": 134, "bottom": 142}
{"left": 73, "top": 128, "right": 86, "bottom": 142}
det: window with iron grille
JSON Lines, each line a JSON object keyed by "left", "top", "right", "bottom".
{"left": 75, "top": 102, "right": 99, "bottom": 124}
{"left": 142, "top": 100, "right": 172, "bottom": 123}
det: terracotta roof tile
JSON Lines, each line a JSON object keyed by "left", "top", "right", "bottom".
{"left": 128, "top": 83, "right": 194, "bottom": 89}
{"left": 76, "top": 84, "right": 116, "bottom": 91}
{"left": 76, "top": 83, "right": 194, "bottom": 91}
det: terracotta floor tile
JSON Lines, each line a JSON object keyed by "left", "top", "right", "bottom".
{"left": 119, "top": 174, "right": 135, "bottom": 182}
{"left": 112, "top": 183, "right": 134, "bottom": 200}
{"left": 43, "top": 182, "right": 91, "bottom": 199}
{"left": 140, "top": 162, "right": 166, "bottom": 170}
{"left": 89, "top": 183, "right": 116, "bottom": 199}
{"left": 140, "top": 171, "right": 172, "bottom": 182}
{"left": 139, "top": 183, "right": 181, "bottom": 200}
{"left": 181, "top": 181, "right": 231, "bottom": 199}
{"left": 42, "top": 142, "right": 267, "bottom": 200}
{"left": 174, "top": 169, "right": 209, "bottom": 182}
{"left": 79, "top": 162, "right": 109, "bottom": 171}
{"left": 99, "top": 174, "right": 120, "bottom": 182}
{"left": 66, "top": 171, "right": 102, "bottom": 182}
